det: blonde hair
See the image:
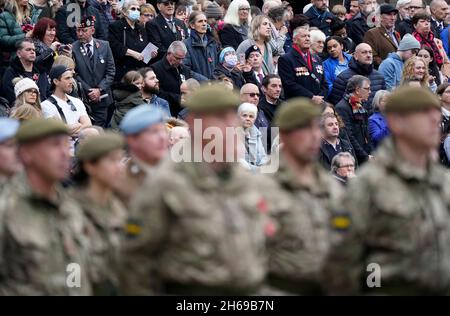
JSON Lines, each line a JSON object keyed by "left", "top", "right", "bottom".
{"left": 53, "top": 55, "right": 76, "bottom": 69}
{"left": 332, "top": 4, "right": 346, "bottom": 16}
{"left": 140, "top": 3, "right": 156, "bottom": 15}
{"left": 224, "top": 0, "right": 251, "bottom": 26}
{"left": 121, "top": 70, "right": 143, "bottom": 85}
{"left": 9, "top": 104, "right": 42, "bottom": 122}
{"left": 5, "top": 0, "right": 31, "bottom": 25}
{"left": 401, "top": 56, "right": 429, "bottom": 87}
{"left": 249, "top": 15, "right": 271, "bottom": 42}
{"left": 12, "top": 77, "right": 42, "bottom": 111}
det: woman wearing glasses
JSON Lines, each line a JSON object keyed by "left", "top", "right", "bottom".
{"left": 335, "top": 75, "right": 373, "bottom": 165}
{"left": 12, "top": 77, "right": 43, "bottom": 114}
{"left": 139, "top": 3, "right": 156, "bottom": 27}
{"left": 219, "top": 0, "right": 251, "bottom": 50}
{"left": 108, "top": 0, "right": 150, "bottom": 81}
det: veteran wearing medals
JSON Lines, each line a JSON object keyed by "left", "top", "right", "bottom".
{"left": 72, "top": 15, "right": 116, "bottom": 128}
{"left": 278, "top": 26, "right": 328, "bottom": 105}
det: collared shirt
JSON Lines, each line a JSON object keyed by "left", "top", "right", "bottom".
{"left": 84, "top": 38, "right": 95, "bottom": 55}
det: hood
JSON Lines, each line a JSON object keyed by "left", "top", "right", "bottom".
{"left": 112, "top": 83, "right": 142, "bottom": 103}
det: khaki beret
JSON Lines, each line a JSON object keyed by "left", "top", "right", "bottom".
{"left": 16, "top": 118, "right": 69, "bottom": 144}
{"left": 385, "top": 86, "right": 440, "bottom": 113}
{"left": 274, "top": 97, "right": 321, "bottom": 131}
{"left": 184, "top": 84, "right": 240, "bottom": 113}
{"left": 76, "top": 132, "right": 124, "bottom": 161}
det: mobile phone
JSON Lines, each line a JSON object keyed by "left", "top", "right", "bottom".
{"left": 238, "top": 53, "right": 246, "bottom": 64}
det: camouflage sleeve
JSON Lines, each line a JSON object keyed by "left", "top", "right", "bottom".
{"left": 322, "top": 175, "right": 372, "bottom": 295}
{"left": 119, "top": 178, "right": 170, "bottom": 295}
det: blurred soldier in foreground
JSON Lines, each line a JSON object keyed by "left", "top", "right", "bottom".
{"left": 325, "top": 87, "right": 450, "bottom": 295}
{"left": 71, "top": 132, "right": 127, "bottom": 295}
{"left": 120, "top": 84, "right": 275, "bottom": 295}
{"left": 0, "top": 118, "right": 21, "bottom": 191}
{"left": 266, "top": 98, "right": 346, "bottom": 295}
{"left": 0, "top": 119, "right": 92, "bottom": 295}
{"left": 116, "top": 105, "right": 168, "bottom": 205}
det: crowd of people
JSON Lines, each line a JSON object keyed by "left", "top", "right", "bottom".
{"left": 0, "top": 0, "right": 450, "bottom": 295}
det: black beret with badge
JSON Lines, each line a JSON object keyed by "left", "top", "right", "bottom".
{"left": 245, "top": 45, "right": 262, "bottom": 60}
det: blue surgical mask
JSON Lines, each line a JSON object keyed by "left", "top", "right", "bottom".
{"left": 224, "top": 54, "right": 238, "bottom": 67}
{"left": 128, "top": 9, "right": 140, "bottom": 21}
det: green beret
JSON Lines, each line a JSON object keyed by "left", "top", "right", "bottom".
{"left": 385, "top": 86, "right": 440, "bottom": 113}
{"left": 76, "top": 132, "right": 124, "bottom": 161}
{"left": 274, "top": 97, "right": 321, "bottom": 131}
{"left": 16, "top": 118, "right": 69, "bottom": 144}
{"left": 185, "top": 84, "right": 240, "bottom": 113}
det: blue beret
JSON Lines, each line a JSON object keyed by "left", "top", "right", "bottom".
{"left": 0, "top": 118, "right": 20, "bottom": 143}
{"left": 120, "top": 104, "right": 165, "bottom": 135}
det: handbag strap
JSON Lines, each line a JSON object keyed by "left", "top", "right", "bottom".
{"left": 47, "top": 95, "right": 67, "bottom": 123}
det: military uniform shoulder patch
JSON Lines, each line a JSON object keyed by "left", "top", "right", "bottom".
{"left": 330, "top": 211, "right": 351, "bottom": 231}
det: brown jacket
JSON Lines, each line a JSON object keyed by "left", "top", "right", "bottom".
{"left": 363, "top": 26, "right": 401, "bottom": 68}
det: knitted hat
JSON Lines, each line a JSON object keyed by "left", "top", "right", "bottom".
{"left": 205, "top": 2, "right": 222, "bottom": 19}
{"left": 14, "top": 78, "right": 39, "bottom": 97}
{"left": 398, "top": 34, "right": 421, "bottom": 51}
{"left": 219, "top": 46, "right": 235, "bottom": 63}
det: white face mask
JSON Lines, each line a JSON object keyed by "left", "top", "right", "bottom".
{"left": 224, "top": 54, "right": 238, "bottom": 67}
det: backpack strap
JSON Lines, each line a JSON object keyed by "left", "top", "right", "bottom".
{"left": 46, "top": 95, "right": 67, "bottom": 123}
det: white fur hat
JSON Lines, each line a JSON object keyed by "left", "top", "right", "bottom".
{"left": 14, "top": 78, "right": 39, "bottom": 97}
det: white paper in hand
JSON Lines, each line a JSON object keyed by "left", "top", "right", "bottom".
{"left": 141, "top": 42, "right": 159, "bottom": 64}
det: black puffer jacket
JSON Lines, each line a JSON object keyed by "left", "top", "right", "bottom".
{"left": 327, "top": 58, "right": 385, "bottom": 113}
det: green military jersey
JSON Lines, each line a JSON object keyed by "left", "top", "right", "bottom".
{"left": 70, "top": 189, "right": 127, "bottom": 295}
{"left": 326, "top": 138, "right": 450, "bottom": 295}
{"left": 267, "top": 155, "right": 346, "bottom": 295}
{"left": 0, "top": 173, "right": 92, "bottom": 295}
{"left": 120, "top": 160, "right": 275, "bottom": 295}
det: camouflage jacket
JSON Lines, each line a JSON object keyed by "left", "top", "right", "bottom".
{"left": 267, "top": 156, "right": 346, "bottom": 294}
{"left": 70, "top": 189, "right": 127, "bottom": 295}
{"left": 325, "top": 138, "right": 450, "bottom": 295}
{"left": 0, "top": 173, "right": 92, "bottom": 295}
{"left": 120, "top": 161, "right": 275, "bottom": 295}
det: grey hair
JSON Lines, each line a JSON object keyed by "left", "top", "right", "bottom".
{"left": 183, "top": 78, "right": 200, "bottom": 91}
{"left": 292, "top": 26, "right": 309, "bottom": 39}
{"left": 346, "top": 75, "right": 370, "bottom": 94}
{"left": 122, "top": 0, "right": 139, "bottom": 12}
{"left": 168, "top": 41, "right": 187, "bottom": 54}
{"left": 331, "top": 152, "right": 356, "bottom": 172}
{"left": 372, "top": 90, "right": 390, "bottom": 112}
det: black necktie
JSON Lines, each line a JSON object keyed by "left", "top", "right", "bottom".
{"left": 85, "top": 43, "right": 93, "bottom": 62}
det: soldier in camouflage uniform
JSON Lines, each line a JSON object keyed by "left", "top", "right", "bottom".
{"left": 0, "top": 118, "right": 21, "bottom": 192}
{"left": 266, "top": 98, "right": 347, "bottom": 295}
{"left": 0, "top": 119, "right": 92, "bottom": 295}
{"left": 120, "top": 85, "right": 275, "bottom": 295}
{"left": 115, "top": 105, "right": 169, "bottom": 205}
{"left": 71, "top": 132, "right": 127, "bottom": 295}
{"left": 325, "top": 87, "right": 450, "bottom": 295}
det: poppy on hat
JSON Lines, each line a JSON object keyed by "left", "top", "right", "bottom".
{"left": 77, "top": 15, "right": 96, "bottom": 28}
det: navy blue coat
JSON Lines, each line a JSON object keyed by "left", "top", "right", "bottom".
{"left": 278, "top": 48, "right": 327, "bottom": 100}
{"left": 304, "top": 6, "right": 335, "bottom": 36}
{"left": 346, "top": 12, "right": 371, "bottom": 46}
{"left": 327, "top": 58, "right": 386, "bottom": 112}
{"left": 183, "top": 31, "right": 219, "bottom": 79}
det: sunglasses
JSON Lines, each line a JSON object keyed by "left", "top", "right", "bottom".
{"left": 67, "top": 98, "right": 77, "bottom": 111}
{"left": 129, "top": 7, "right": 140, "bottom": 11}
{"left": 142, "top": 13, "right": 154, "bottom": 17}
{"left": 244, "top": 92, "right": 260, "bottom": 97}
{"left": 26, "top": 89, "right": 38, "bottom": 95}
{"left": 162, "top": 1, "right": 175, "bottom": 6}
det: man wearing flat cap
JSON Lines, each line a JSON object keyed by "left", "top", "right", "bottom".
{"left": 0, "top": 118, "right": 21, "bottom": 191}
{"left": 363, "top": 4, "right": 401, "bottom": 68}
{"left": 266, "top": 97, "right": 345, "bottom": 295}
{"left": 120, "top": 84, "right": 279, "bottom": 295}
{"left": 115, "top": 104, "right": 168, "bottom": 205}
{"left": 0, "top": 118, "right": 92, "bottom": 295}
{"left": 324, "top": 86, "right": 450, "bottom": 295}
{"left": 72, "top": 15, "right": 116, "bottom": 128}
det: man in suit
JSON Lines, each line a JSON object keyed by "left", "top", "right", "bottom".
{"left": 430, "top": 0, "right": 448, "bottom": 39}
{"left": 72, "top": 15, "right": 115, "bottom": 127}
{"left": 363, "top": 4, "right": 401, "bottom": 68}
{"left": 278, "top": 27, "right": 327, "bottom": 105}
{"left": 152, "top": 41, "right": 207, "bottom": 116}
{"left": 146, "top": 0, "right": 187, "bottom": 62}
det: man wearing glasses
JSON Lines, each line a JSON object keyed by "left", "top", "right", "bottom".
{"left": 41, "top": 65, "right": 92, "bottom": 146}
{"left": 146, "top": 0, "right": 187, "bottom": 61}
{"left": 396, "top": 0, "right": 425, "bottom": 37}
